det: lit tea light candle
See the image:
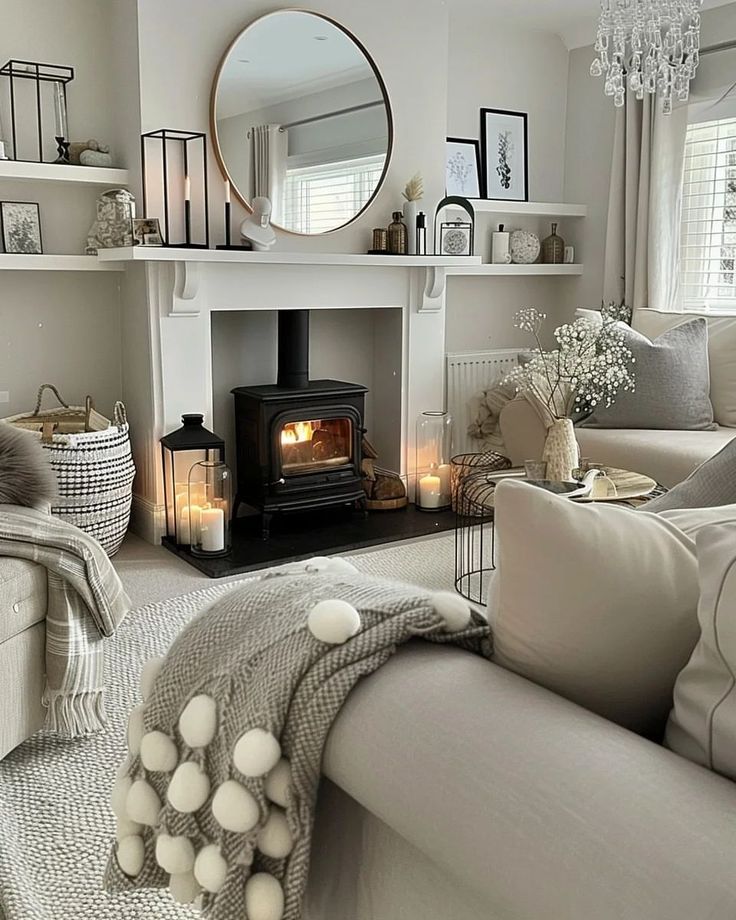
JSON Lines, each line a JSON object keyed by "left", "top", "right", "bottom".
{"left": 200, "top": 507, "right": 225, "bottom": 553}
{"left": 180, "top": 504, "right": 201, "bottom": 545}
{"left": 418, "top": 474, "right": 442, "bottom": 509}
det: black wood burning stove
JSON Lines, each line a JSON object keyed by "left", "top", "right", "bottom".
{"left": 232, "top": 310, "right": 367, "bottom": 536}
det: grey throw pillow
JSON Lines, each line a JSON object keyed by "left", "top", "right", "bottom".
{"left": 581, "top": 318, "right": 716, "bottom": 431}
{"left": 645, "top": 437, "right": 736, "bottom": 512}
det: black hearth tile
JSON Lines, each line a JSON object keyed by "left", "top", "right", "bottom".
{"left": 163, "top": 505, "right": 455, "bottom": 578}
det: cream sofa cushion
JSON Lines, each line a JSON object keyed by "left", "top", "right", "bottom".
{"left": 666, "top": 524, "right": 736, "bottom": 779}
{"left": 492, "top": 479, "right": 703, "bottom": 735}
{"left": 633, "top": 309, "right": 736, "bottom": 428}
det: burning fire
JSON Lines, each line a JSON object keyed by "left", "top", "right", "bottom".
{"left": 281, "top": 420, "right": 318, "bottom": 446}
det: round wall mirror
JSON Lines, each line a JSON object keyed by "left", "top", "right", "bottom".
{"left": 211, "top": 10, "right": 393, "bottom": 235}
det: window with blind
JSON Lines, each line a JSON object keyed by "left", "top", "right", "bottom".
{"left": 680, "top": 117, "right": 736, "bottom": 311}
{"left": 282, "top": 154, "right": 385, "bottom": 235}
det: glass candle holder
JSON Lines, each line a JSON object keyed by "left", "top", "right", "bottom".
{"left": 186, "top": 460, "right": 232, "bottom": 556}
{"left": 415, "top": 410, "right": 453, "bottom": 511}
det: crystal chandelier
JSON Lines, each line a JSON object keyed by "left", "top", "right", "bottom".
{"left": 591, "top": 0, "right": 703, "bottom": 113}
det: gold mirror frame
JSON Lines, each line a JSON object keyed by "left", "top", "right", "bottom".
{"left": 210, "top": 9, "right": 394, "bottom": 237}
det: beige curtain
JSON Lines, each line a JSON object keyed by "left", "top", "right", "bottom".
{"left": 603, "top": 93, "right": 688, "bottom": 311}
{"left": 251, "top": 124, "right": 288, "bottom": 222}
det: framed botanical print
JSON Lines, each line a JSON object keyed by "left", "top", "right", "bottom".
{"left": 445, "top": 137, "right": 482, "bottom": 198}
{"left": 1, "top": 201, "right": 42, "bottom": 253}
{"left": 480, "top": 108, "right": 529, "bottom": 201}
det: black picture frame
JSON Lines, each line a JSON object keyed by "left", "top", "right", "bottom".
{"left": 445, "top": 136, "right": 482, "bottom": 198}
{"left": 0, "top": 200, "right": 43, "bottom": 253}
{"left": 480, "top": 108, "right": 529, "bottom": 202}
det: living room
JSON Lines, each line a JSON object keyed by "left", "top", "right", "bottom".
{"left": 1, "top": 0, "right": 736, "bottom": 917}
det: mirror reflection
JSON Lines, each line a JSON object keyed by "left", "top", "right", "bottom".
{"left": 212, "top": 11, "right": 392, "bottom": 235}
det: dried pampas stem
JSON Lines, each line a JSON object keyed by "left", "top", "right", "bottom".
{"left": 402, "top": 173, "right": 424, "bottom": 202}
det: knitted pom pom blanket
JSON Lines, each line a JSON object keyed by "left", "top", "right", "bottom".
{"left": 104, "top": 557, "right": 490, "bottom": 919}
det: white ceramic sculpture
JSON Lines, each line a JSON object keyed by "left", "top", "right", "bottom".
{"left": 241, "top": 196, "right": 276, "bottom": 251}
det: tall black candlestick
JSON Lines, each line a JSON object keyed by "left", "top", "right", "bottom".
{"left": 225, "top": 201, "right": 231, "bottom": 247}
{"left": 184, "top": 198, "right": 191, "bottom": 246}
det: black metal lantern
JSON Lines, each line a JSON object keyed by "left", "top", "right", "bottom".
{"left": 141, "top": 129, "right": 210, "bottom": 249}
{"left": 0, "top": 60, "right": 74, "bottom": 163}
{"left": 160, "top": 414, "right": 225, "bottom": 547}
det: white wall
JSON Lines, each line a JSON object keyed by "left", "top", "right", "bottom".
{"left": 445, "top": 3, "right": 573, "bottom": 352}
{"left": 0, "top": 0, "right": 128, "bottom": 417}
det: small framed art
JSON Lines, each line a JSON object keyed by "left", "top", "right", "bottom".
{"left": 131, "top": 217, "right": 164, "bottom": 246}
{"left": 480, "top": 108, "right": 529, "bottom": 201}
{"left": 439, "top": 220, "right": 472, "bottom": 256}
{"left": 445, "top": 137, "right": 482, "bottom": 198}
{"left": 1, "top": 201, "right": 42, "bottom": 254}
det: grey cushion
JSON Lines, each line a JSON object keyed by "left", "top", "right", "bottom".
{"left": 645, "top": 436, "right": 736, "bottom": 512}
{"left": 582, "top": 319, "right": 716, "bottom": 431}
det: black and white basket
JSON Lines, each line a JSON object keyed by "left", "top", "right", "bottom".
{"left": 5, "top": 394, "right": 135, "bottom": 556}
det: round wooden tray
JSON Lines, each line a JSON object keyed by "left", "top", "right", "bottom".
{"left": 365, "top": 496, "right": 409, "bottom": 511}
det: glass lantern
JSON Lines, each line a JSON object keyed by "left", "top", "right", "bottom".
{"left": 187, "top": 460, "right": 232, "bottom": 557}
{"left": 160, "top": 414, "right": 225, "bottom": 547}
{"left": 415, "top": 410, "right": 454, "bottom": 511}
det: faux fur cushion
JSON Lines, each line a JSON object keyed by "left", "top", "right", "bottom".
{"left": 0, "top": 423, "right": 57, "bottom": 506}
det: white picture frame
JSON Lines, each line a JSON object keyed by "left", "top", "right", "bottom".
{"left": 445, "top": 137, "right": 482, "bottom": 198}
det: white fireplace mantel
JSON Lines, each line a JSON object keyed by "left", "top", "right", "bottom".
{"left": 112, "top": 247, "right": 477, "bottom": 541}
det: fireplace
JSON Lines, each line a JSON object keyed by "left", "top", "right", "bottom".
{"left": 232, "top": 310, "right": 368, "bottom": 536}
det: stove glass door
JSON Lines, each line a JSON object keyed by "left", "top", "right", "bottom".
{"left": 279, "top": 417, "right": 353, "bottom": 474}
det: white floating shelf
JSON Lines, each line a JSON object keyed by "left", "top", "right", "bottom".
{"left": 0, "top": 254, "right": 125, "bottom": 271}
{"left": 469, "top": 200, "right": 587, "bottom": 218}
{"left": 447, "top": 263, "right": 584, "bottom": 277}
{"left": 97, "top": 247, "right": 483, "bottom": 267}
{"left": 0, "top": 159, "right": 130, "bottom": 186}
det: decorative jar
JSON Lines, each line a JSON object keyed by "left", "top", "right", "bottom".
{"left": 542, "top": 222, "right": 565, "bottom": 264}
{"left": 415, "top": 411, "right": 454, "bottom": 511}
{"left": 187, "top": 460, "right": 232, "bottom": 556}
{"left": 86, "top": 188, "right": 136, "bottom": 254}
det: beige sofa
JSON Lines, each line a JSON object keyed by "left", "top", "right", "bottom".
{"left": 499, "top": 308, "right": 736, "bottom": 487}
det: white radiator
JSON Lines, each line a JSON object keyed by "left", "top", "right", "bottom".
{"left": 446, "top": 348, "right": 521, "bottom": 454}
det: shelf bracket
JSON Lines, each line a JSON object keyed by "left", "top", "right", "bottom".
{"left": 420, "top": 266, "right": 446, "bottom": 313}
{"left": 171, "top": 262, "right": 202, "bottom": 316}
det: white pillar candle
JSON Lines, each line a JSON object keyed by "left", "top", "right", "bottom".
{"left": 200, "top": 508, "right": 225, "bottom": 553}
{"left": 180, "top": 505, "right": 201, "bottom": 545}
{"left": 437, "top": 464, "right": 452, "bottom": 501}
{"left": 53, "top": 81, "right": 67, "bottom": 138}
{"left": 224, "top": 180, "right": 231, "bottom": 204}
{"left": 184, "top": 175, "right": 191, "bottom": 201}
{"left": 418, "top": 474, "right": 442, "bottom": 509}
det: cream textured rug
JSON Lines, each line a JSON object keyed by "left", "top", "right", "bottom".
{"left": 0, "top": 534, "right": 455, "bottom": 920}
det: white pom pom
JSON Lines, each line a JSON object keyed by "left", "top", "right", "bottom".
{"left": 257, "top": 807, "right": 293, "bottom": 858}
{"left": 211, "top": 779, "right": 259, "bottom": 833}
{"left": 264, "top": 758, "right": 292, "bottom": 808}
{"left": 307, "top": 599, "right": 361, "bottom": 644}
{"left": 178, "top": 694, "right": 218, "bottom": 749}
{"left": 140, "top": 657, "right": 164, "bottom": 701}
{"left": 117, "top": 835, "right": 145, "bottom": 877}
{"left": 140, "top": 731, "right": 178, "bottom": 773}
{"left": 127, "top": 704, "right": 146, "bottom": 755}
{"left": 326, "top": 557, "right": 359, "bottom": 575}
{"left": 155, "top": 833, "right": 195, "bottom": 874}
{"left": 167, "top": 761, "right": 211, "bottom": 814}
{"left": 245, "top": 872, "right": 285, "bottom": 920}
{"left": 233, "top": 728, "right": 281, "bottom": 778}
{"left": 193, "top": 843, "right": 228, "bottom": 894}
{"left": 111, "top": 772, "right": 132, "bottom": 819}
{"left": 169, "top": 870, "right": 201, "bottom": 904}
{"left": 115, "top": 816, "right": 143, "bottom": 840}
{"left": 431, "top": 591, "right": 472, "bottom": 633}
{"left": 126, "top": 778, "right": 161, "bottom": 826}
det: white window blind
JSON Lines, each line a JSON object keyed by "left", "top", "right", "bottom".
{"left": 283, "top": 154, "right": 385, "bottom": 235}
{"left": 680, "top": 116, "right": 736, "bottom": 311}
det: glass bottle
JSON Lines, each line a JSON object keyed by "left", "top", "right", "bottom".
{"left": 387, "top": 211, "right": 408, "bottom": 255}
{"left": 542, "top": 222, "right": 565, "bottom": 264}
{"left": 415, "top": 410, "right": 453, "bottom": 511}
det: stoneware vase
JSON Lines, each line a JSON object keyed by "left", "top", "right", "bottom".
{"left": 542, "top": 417, "right": 580, "bottom": 482}
{"left": 403, "top": 199, "right": 418, "bottom": 255}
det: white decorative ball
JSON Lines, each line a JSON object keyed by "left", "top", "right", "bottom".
{"left": 264, "top": 758, "right": 292, "bottom": 808}
{"left": 178, "top": 694, "right": 218, "bottom": 749}
{"left": 115, "top": 816, "right": 143, "bottom": 840}
{"left": 307, "top": 599, "right": 361, "bottom": 644}
{"left": 140, "top": 731, "right": 178, "bottom": 773}
{"left": 126, "top": 779, "right": 161, "bottom": 826}
{"left": 111, "top": 772, "right": 133, "bottom": 819}
{"left": 211, "top": 779, "right": 259, "bottom": 833}
{"left": 245, "top": 872, "right": 285, "bottom": 920}
{"left": 140, "top": 657, "right": 164, "bottom": 701}
{"left": 117, "top": 835, "right": 145, "bottom": 877}
{"left": 233, "top": 728, "right": 281, "bottom": 778}
{"left": 127, "top": 705, "right": 146, "bottom": 755}
{"left": 167, "top": 761, "right": 211, "bottom": 814}
{"left": 193, "top": 843, "right": 228, "bottom": 894}
{"left": 155, "top": 833, "right": 195, "bottom": 874}
{"left": 169, "top": 870, "right": 201, "bottom": 904}
{"left": 430, "top": 591, "right": 472, "bottom": 633}
{"left": 257, "top": 807, "right": 293, "bottom": 858}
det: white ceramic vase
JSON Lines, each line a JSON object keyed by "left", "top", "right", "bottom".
{"left": 542, "top": 417, "right": 580, "bottom": 482}
{"left": 403, "top": 200, "right": 418, "bottom": 255}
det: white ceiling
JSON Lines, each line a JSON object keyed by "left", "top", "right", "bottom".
{"left": 452, "top": 0, "right": 735, "bottom": 50}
